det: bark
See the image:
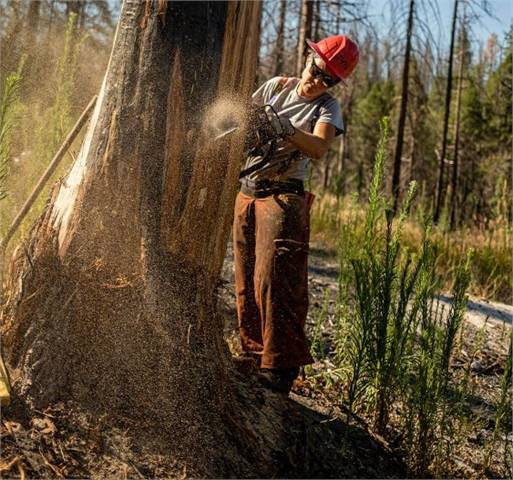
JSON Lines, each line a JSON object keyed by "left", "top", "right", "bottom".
{"left": 296, "top": 0, "right": 313, "bottom": 76}
{"left": 66, "top": 0, "right": 86, "bottom": 33}
{"left": 273, "top": 0, "right": 287, "bottom": 76}
{"left": 46, "top": 0, "right": 55, "bottom": 39}
{"left": 336, "top": 97, "right": 353, "bottom": 196}
{"left": 1, "top": 0, "right": 263, "bottom": 475}
{"left": 26, "top": 0, "right": 42, "bottom": 33}
{"left": 449, "top": 19, "right": 466, "bottom": 229}
{"left": 434, "top": 0, "right": 458, "bottom": 222}
{"left": 313, "top": 0, "right": 321, "bottom": 41}
{"left": 336, "top": 135, "right": 346, "bottom": 195}
{"left": 323, "top": 151, "right": 331, "bottom": 190}
{"left": 391, "top": 0, "right": 414, "bottom": 214}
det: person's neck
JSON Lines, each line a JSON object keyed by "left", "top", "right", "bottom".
{"left": 296, "top": 81, "right": 324, "bottom": 100}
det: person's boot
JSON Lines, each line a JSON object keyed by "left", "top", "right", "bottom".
{"left": 232, "top": 352, "right": 261, "bottom": 375}
{"left": 256, "top": 367, "right": 299, "bottom": 394}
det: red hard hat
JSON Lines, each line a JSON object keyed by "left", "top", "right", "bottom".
{"left": 306, "top": 35, "right": 359, "bottom": 81}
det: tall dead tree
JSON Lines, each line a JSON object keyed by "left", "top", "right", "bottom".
{"left": 26, "top": 0, "right": 42, "bottom": 33}
{"left": 1, "top": 1, "right": 263, "bottom": 475}
{"left": 391, "top": 0, "right": 415, "bottom": 213}
{"left": 296, "top": 0, "right": 313, "bottom": 76}
{"left": 449, "top": 11, "right": 467, "bottom": 229}
{"left": 273, "top": 0, "right": 287, "bottom": 76}
{"left": 313, "top": 0, "right": 321, "bottom": 41}
{"left": 434, "top": 0, "right": 459, "bottom": 222}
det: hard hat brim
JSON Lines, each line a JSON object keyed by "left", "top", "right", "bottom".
{"left": 306, "top": 39, "right": 348, "bottom": 86}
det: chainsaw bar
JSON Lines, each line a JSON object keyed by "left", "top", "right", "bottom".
{"left": 214, "top": 126, "right": 239, "bottom": 142}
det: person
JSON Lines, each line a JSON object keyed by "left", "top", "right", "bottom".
{"left": 233, "top": 35, "right": 359, "bottom": 394}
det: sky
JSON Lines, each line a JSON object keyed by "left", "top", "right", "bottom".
{"left": 367, "top": 0, "right": 512, "bottom": 50}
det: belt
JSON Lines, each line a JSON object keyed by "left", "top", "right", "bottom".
{"left": 240, "top": 178, "right": 304, "bottom": 198}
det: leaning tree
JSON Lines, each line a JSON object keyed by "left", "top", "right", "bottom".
{"left": 1, "top": 1, "right": 265, "bottom": 475}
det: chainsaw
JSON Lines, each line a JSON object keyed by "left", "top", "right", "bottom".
{"left": 214, "top": 104, "right": 294, "bottom": 178}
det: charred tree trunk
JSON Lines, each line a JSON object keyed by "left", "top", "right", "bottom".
{"left": 26, "top": 0, "right": 42, "bottom": 33}
{"left": 313, "top": 0, "right": 321, "bottom": 41}
{"left": 1, "top": 0, "right": 263, "bottom": 475}
{"left": 323, "top": 151, "right": 331, "bottom": 190}
{"left": 434, "top": 0, "right": 458, "bottom": 222}
{"left": 336, "top": 135, "right": 346, "bottom": 195}
{"left": 296, "top": 0, "right": 313, "bottom": 76}
{"left": 273, "top": 0, "right": 287, "bottom": 76}
{"left": 391, "top": 0, "right": 414, "bottom": 214}
{"left": 449, "top": 18, "right": 466, "bottom": 229}
{"left": 46, "top": 0, "right": 56, "bottom": 39}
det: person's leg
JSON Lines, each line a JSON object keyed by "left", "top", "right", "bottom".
{"left": 233, "top": 192, "right": 263, "bottom": 355}
{"left": 254, "top": 193, "right": 314, "bottom": 370}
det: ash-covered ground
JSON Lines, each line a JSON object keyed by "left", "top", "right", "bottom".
{"left": 1, "top": 240, "right": 511, "bottom": 479}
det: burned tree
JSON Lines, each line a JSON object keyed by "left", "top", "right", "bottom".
{"left": 273, "top": 0, "right": 287, "bottom": 76}
{"left": 434, "top": 0, "right": 459, "bottom": 222}
{"left": 1, "top": 0, "right": 263, "bottom": 475}
{"left": 391, "top": 0, "right": 415, "bottom": 213}
{"left": 296, "top": 0, "right": 314, "bottom": 76}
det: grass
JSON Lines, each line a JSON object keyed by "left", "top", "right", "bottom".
{"left": 310, "top": 193, "right": 511, "bottom": 304}
{"left": 0, "top": 64, "right": 23, "bottom": 201}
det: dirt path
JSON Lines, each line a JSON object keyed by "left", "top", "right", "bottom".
{"left": 221, "top": 240, "right": 512, "bottom": 340}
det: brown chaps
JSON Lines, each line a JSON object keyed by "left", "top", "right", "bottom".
{"left": 233, "top": 191, "right": 314, "bottom": 369}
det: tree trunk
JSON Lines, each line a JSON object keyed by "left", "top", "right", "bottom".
{"left": 449, "top": 16, "right": 466, "bottom": 229}
{"left": 434, "top": 0, "right": 458, "bottom": 223}
{"left": 1, "top": 0, "right": 263, "bottom": 475}
{"left": 26, "top": 0, "right": 42, "bottom": 33}
{"left": 313, "top": 0, "right": 321, "bottom": 41}
{"left": 296, "top": 0, "right": 313, "bottom": 76}
{"left": 323, "top": 151, "right": 331, "bottom": 190}
{"left": 336, "top": 135, "right": 345, "bottom": 194}
{"left": 391, "top": 0, "right": 414, "bottom": 214}
{"left": 273, "top": 0, "right": 287, "bottom": 76}
{"left": 46, "top": 0, "right": 55, "bottom": 39}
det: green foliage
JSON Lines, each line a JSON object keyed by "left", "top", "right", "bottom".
{"left": 350, "top": 80, "right": 395, "bottom": 194}
{"left": 0, "top": 11, "right": 94, "bottom": 246}
{"left": 484, "top": 332, "right": 513, "bottom": 473}
{"left": 484, "top": 49, "right": 512, "bottom": 147}
{"left": 404, "top": 252, "right": 471, "bottom": 476}
{"left": 0, "top": 66, "right": 23, "bottom": 201}
{"left": 34, "top": 13, "right": 84, "bottom": 173}
{"left": 322, "top": 117, "right": 473, "bottom": 475}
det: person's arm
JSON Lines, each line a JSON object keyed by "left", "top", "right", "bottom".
{"left": 285, "top": 122, "right": 336, "bottom": 159}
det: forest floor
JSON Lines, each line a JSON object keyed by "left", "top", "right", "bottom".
{"left": 1, "top": 240, "right": 511, "bottom": 479}
{"left": 219, "top": 240, "right": 513, "bottom": 479}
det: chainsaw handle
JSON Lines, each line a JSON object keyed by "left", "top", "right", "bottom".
{"left": 263, "top": 104, "right": 295, "bottom": 138}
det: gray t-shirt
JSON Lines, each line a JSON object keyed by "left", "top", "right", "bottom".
{"left": 242, "top": 76, "right": 344, "bottom": 182}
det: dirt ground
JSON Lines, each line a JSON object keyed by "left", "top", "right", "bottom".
{"left": 1, "top": 241, "right": 511, "bottom": 478}
{"left": 220, "top": 240, "right": 513, "bottom": 479}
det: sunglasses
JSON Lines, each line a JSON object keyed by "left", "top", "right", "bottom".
{"left": 309, "top": 57, "right": 340, "bottom": 87}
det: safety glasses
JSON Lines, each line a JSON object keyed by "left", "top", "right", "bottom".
{"left": 309, "top": 57, "right": 340, "bottom": 87}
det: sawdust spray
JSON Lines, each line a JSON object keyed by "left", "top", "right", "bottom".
{"left": 202, "top": 97, "right": 246, "bottom": 139}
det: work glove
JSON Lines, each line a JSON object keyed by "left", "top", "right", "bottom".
{"left": 265, "top": 107, "right": 295, "bottom": 138}
{"left": 278, "top": 114, "right": 296, "bottom": 137}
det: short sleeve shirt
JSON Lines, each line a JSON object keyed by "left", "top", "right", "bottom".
{"left": 242, "top": 76, "right": 344, "bottom": 182}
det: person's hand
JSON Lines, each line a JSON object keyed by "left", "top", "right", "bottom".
{"left": 278, "top": 114, "right": 295, "bottom": 137}
{"left": 264, "top": 107, "right": 295, "bottom": 138}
